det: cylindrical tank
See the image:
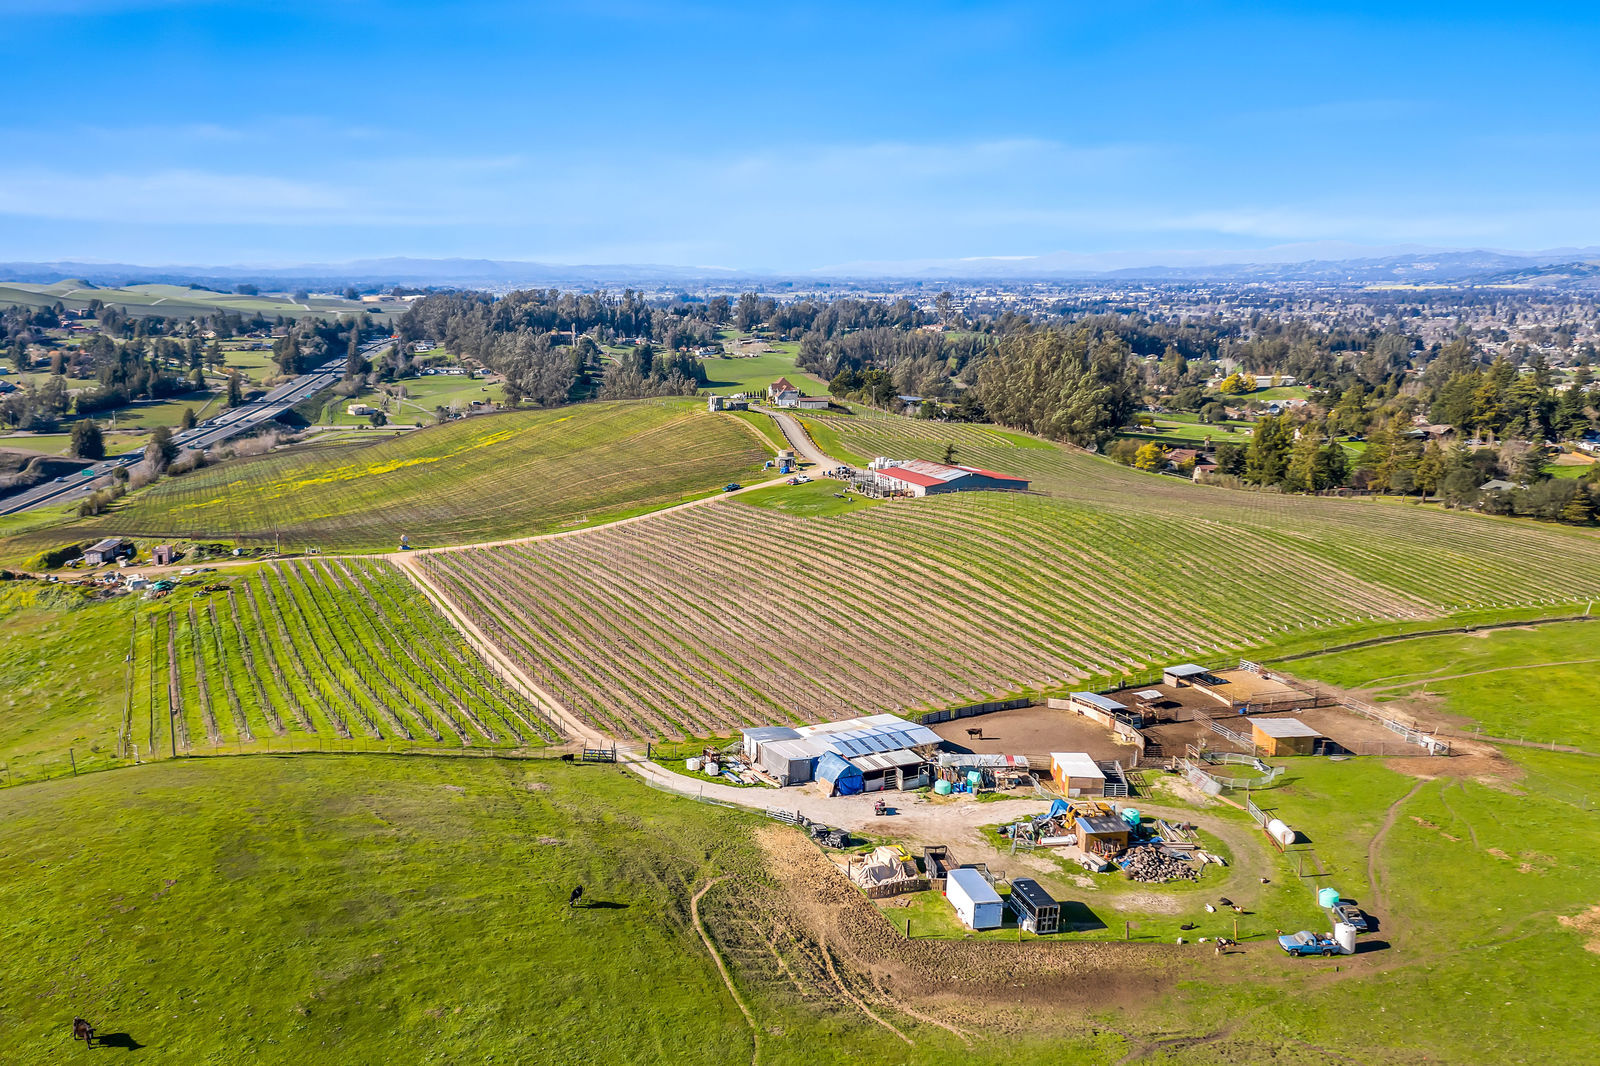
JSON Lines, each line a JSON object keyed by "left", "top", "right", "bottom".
{"left": 685, "top": 757, "right": 702, "bottom": 772}
{"left": 1333, "top": 922, "right": 1357, "bottom": 954}
{"left": 1318, "top": 887, "right": 1342, "bottom": 909}
{"left": 1122, "top": 808, "right": 1141, "bottom": 826}
{"left": 967, "top": 770, "right": 983, "bottom": 788}
{"left": 704, "top": 761, "right": 719, "bottom": 776}
{"left": 1266, "top": 819, "right": 1296, "bottom": 847}
{"left": 933, "top": 779, "right": 953, "bottom": 796}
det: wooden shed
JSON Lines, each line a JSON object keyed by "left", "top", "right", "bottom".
{"left": 1250, "top": 716, "right": 1323, "bottom": 757}
{"left": 1075, "top": 814, "right": 1131, "bottom": 858}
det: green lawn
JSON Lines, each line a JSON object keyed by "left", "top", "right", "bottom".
{"left": 1120, "top": 419, "right": 1254, "bottom": 448}
{"left": 1546, "top": 461, "right": 1593, "bottom": 479}
{"left": 733, "top": 478, "right": 877, "bottom": 517}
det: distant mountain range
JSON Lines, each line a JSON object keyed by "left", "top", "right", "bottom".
{"left": 3, "top": 248, "right": 1600, "bottom": 291}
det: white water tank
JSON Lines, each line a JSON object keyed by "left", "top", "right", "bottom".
{"left": 1266, "top": 819, "right": 1296, "bottom": 847}
{"left": 704, "top": 761, "right": 719, "bottom": 776}
{"left": 685, "top": 757, "right": 702, "bottom": 772}
{"left": 1333, "top": 922, "right": 1357, "bottom": 954}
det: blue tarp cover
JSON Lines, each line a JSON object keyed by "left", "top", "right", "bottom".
{"left": 816, "top": 751, "right": 864, "bottom": 796}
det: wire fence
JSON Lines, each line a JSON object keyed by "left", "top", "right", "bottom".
{"left": 0, "top": 735, "right": 581, "bottom": 792}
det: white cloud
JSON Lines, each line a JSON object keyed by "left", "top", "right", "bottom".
{"left": 0, "top": 168, "right": 353, "bottom": 223}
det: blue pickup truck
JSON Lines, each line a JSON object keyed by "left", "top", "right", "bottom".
{"left": 1278, "top": 931, "right": 1347, "bottom": 957}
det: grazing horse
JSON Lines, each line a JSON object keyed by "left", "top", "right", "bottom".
{"left": 560, "top": 753, "right": 575, "bottom": 763}
{"left": 72, "top": 1018, "right": 95, "bottom": 1046}
{"left": 966, "top": 727, "right": 983, "bottom": 741}
{"left": 568, "top": 885, "right": 584, "bottom": 908}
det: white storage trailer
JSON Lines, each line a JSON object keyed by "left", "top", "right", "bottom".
{"left": 945, "top": 867, "right": 1004, "bottom": 930}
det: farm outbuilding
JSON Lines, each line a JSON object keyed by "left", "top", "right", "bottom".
{"left": 1251, "top": 716, "right": 1323, "bottom": 756}
{"left": 741, "top": 714, "right": 939, "bottom": 790}
{"left": 1007, "top": 878, "right": 1061, "bottom": 935}
{"left": 849, "top": 749, "right": 928, "bottom": 792}
{"left": 866, "top": 457, "right": 1030, "bottom": 497}
{"left": 1067, "top": 690, "right": 1143, "bottom": 728}
{"left": 816, "top": 752, "right": 865, "bottom": 796}
{"left": 1076, "top": 814, "right": 1131, "bottom": 858}
{"left": 1050, "top": 752, "right": 1107, "bottom": 797}
{"left": 1162, "top": 663, "right": 1217, "bottom": 687}
{"left": 945, "top": 868, "right": 1004, "bottom": 930}
{"left": 741, "top": 725, "right": 800, "bottom": 762}
{"left": 83, "top": 538, "right": 129, "bottom": 566}
{"left": 757, "top": 737, "right": 830, "bottom": 784}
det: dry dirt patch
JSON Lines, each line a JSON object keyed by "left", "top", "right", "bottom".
{"left": 1557, "top": 905, "right": 1600, "bottom": 952}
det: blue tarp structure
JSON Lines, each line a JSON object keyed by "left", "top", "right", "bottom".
{"left": 1046, "top": 799, "right": 1071, "bottom": 820}
{"left": 816, "top": 751, "right": 864, "bottom": 796}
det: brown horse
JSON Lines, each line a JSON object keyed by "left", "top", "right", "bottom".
{"left": 72, "top": 1018, "right": 95, "bottom": 1046}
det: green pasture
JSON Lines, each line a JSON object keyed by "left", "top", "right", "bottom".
{"left": 700, "top": 336, "right": 829, "bottom": 394}
{"left": 0, "top": 434, "right": 69, "bottom": 455}
{"left": 1286, "top": 620, "right": 1600, "bottom": 744}
{"left": 0, "top": 736, "right": 1595, "bottom": 1062}
{"left": 0, "top": 756, "right": 777, "bottom": 1064}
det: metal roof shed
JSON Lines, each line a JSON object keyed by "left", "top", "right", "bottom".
{"left": 741, "top": 725, "right": 800, "bottom": 761}
{"left": 945, "top": 868, "right": 1004, "bottom": 930}
{"left": 1069, "top": 691, "right": 1129, "bottom": 713}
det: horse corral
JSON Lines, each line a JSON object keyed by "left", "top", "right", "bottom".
{"left": 928, "top": 705, "right": 1134, "bottom": 766}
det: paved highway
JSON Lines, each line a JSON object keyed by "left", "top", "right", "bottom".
{"left": 0, "top": 340, "right": 390, "bottom": 516}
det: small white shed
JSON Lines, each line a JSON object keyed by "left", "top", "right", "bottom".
{"left": 1050, "top": 752, "right": 1107, "bottom": 797}
{"left": 945, "top": 867, "right": 1004, "bottom": 930}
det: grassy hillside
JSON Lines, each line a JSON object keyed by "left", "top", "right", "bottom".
{"left": 0, "top": 560, "right": 557, "bottom": 786}
{"left": 422, "top": 408, "right": 1600, "bottom": 739}
{"left": 1, "top": 738, "right": 1594, "bottom": 1062}
{"left": 0, "top": 280, "right": 367, "bottom": 318}
{"left": 1285, "top": 620, "right": 1600, "bottom": 747}
{"left": 8, "top": 400, "right": 773, "bottom": 554}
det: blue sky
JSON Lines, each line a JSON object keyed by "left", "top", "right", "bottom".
{"left": 2, "top": 0, "right": 1598, "bottom": 270}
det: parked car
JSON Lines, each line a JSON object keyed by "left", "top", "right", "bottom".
{"left": 796, "top": 474, "right": 811, "bottom": 483}
{"left": 1278, "top": 931, "right": 1345, "bottom": 957}
{"left": 1332, "top": 903, "right": 1369, "bottom": 931}
{"left": 723, "top": 483, "right": 741, "bottom": 492}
